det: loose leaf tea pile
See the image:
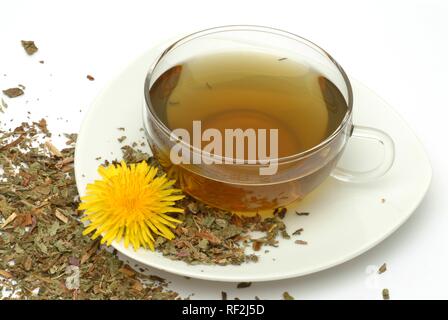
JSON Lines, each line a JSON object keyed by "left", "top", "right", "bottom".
{"left": 0, "top": 122, "right": 179, "bottom": 299}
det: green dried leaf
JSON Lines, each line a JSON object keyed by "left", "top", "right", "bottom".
{"left": 378, "top": 263, "right": 387, "bottom": 274}
{"left": 0, "top": 121, "right": 180, "bottom": 300}
{"left": 283, "top": 291, "right": 294, "bottom": 300}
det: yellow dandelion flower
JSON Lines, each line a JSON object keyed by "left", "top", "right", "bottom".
{"left": 79, "top": 161, "right": 184, "bottom": 251}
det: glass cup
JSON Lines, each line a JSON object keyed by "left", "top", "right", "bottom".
{"left": 143, "top": 26, "right": 395, "bottom": 213}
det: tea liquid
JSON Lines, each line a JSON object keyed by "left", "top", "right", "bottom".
{"left": 148, "top": 51, "right": 348, "bottom": 212}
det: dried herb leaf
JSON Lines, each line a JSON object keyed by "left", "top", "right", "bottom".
{"left": 382, "top": 288, "right": 390, "bottom": 300}
{"left": 0, "top": 98, "right": 8, "bottom": 113}
{"left": 378, "top": 263, "right": 387, "bottom": 274}
{"left": 283, "top": 291, "right": 294, "bottom": 300}
{"left": 21, "top": 40, "right": 38, "bottom": 55}
{"left": 237, "top": 282, "right": 252, "bottom": 289}
{"left": 0, "top": 121, "right": 181, "bottom": 300}
{"left": 273, "top": 207, "right": 287, "bottom": 219}
{"left": 3, "top": 87, "right": 24, "bottom": 98}
{"left": 292, "top": 228, "right": 303, "bottom": 236}
{"left": 0, "top": 270, "right": 13, "bottom": 279}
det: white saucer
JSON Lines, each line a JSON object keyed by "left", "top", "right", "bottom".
{"left": 74, "top": 44, "right": 431, "bottom": 282}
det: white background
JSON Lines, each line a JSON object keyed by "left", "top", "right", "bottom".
{"left": 1, "top": 0, "right": 447, "bottom": 299}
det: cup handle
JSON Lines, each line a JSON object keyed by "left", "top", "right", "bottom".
{"left": 331, "top": 125, "right": 395, "bottom": 183}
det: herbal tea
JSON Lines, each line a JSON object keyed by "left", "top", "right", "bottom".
{"left": 149, "top": 52, "right": 348, "bottom": 158}
{"left": 147, "top": 51, "right": 349, "bottom": 212}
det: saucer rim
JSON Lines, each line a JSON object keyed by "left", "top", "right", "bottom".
{"left": 74, "top": 46, "right": 432, "bottom": 282}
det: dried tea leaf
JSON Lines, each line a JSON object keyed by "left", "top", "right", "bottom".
{"left": 148, "top": 275, "right": 166, "bottom": 283}
{"left": 86, "top": 75, "right": 95, "bottom": 81}
{"left": 119, "top": 265, "right": 136, "bottom": 277}
{"left": 65, "top": 265, "right": 80, "bottom": 290}
{"left": 68, "top": 257, "right": 80, "bottom": 267}
{"left": 237, "top": 282, "right": 252, "bottom": 289}
{"left": 21, "top": 40, "right": 38, "bottom": 55}
{"left": 295, "top": 240, "right": 308, "bottom": 245}
{"left": 63, "top": 133, "right": 78, "bottom": 145}
{"left": 3, "top": 87, "right": 24, "bottom": 98}
{"left": 45, "top": 140, "right": 63, "bottom": 157}
{"left": 221, "top": 291, "right": 227, "bottom": 300}
{"left": 55, "top": 209, "right": 69, "bottom": 224}
{"left": 23, "top": 256, "right": 33, "bottom": 271}
{"left": 197, "top": 239, "right": 209, "bottom": 250}
{"left": 273, "top": 207, "right": 286, "bottom": 219}
{"left": 0, "top": 121, "right": 181, "bottom": 300}
{"left": 283, "top": 291, "right": 294, "bottom": 300}
{"left": 252, "top": 241, "right": 262, "bottom": 251}
{"left": 121, "top": 145, "right": 149, "bottom": 163}
{"left": 382, "top": 288, "right": 390, "bottom": 300}
{"left": 292, "top": 228, "right": 303, "bottom": 236}
{"left": 295, "top": 211, "right": 309, "bottom": 216}
{"left": 0, "top": 270, "right": 13, "bottom": 279}
{"left": 14, "top": 213, "right": 33, "bottom": 227}
{"left": 1, "top": 212, "right": 17, "bottom": 229}
{"left": 378, "top": 263, "right": 387, "bottom": 274}
{"left": 0, "top": 98, "right": 8, "bottom": 113}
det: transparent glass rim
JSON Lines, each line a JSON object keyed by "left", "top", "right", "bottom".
{"left": 144, "top": 25, "right": 354, "bottom": 166}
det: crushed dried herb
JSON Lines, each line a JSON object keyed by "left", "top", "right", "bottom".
{"left": 0, "top": 98, "right": 8, "bottom": 113}
{"left": 282, "top": 291, "right": 294, "bottom": 300}
{"left": 0, "top": 121, "right": 180, "bottom": 300}
{"left": 3, "top": 87, "right": 24, "bottom": 98}
{"left": 292, "top": 228, "right": 303, "bottom": 236}
{"left": 237, "top": 282, "right": 252, "bottom": 289}
{"left": 21, "top": 40, "right": 38, "bottom": 55}
{"left": 273, "top": 207, "right": 286, "bottom": 219}
{"left": 382, "top": 288, "right": 390, "bottom": 300}
{"left": 378, "top": 263, "right": 387, "bottom": 274}
{"left": 153, "top": 199, "right": 291, "bottom": 265}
